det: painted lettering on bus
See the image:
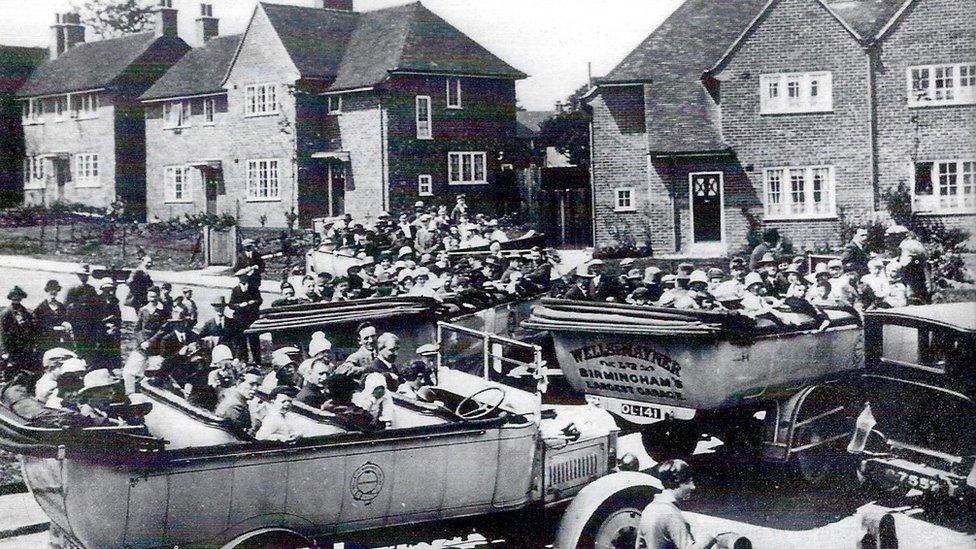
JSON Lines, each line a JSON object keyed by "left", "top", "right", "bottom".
{"left": 578, "top": 368, "right": 685, "bottom": 401}
{"left": 570, "top": 343, "right": 681, "bottom": 377}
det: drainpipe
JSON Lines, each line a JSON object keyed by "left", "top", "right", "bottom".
{"left": 866, "top": 43, "right": 879, "bottom": 212}
{"left": 379, "top": 93, "right": 389, "bottom": 212}
{"left": 588, "top": 117, "right": 596, "bottom": 248}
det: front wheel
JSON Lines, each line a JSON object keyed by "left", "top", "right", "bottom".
{"left": 576, "top": 488, "right": 654, "bottom": 549}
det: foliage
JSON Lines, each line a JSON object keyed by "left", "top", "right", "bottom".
{"left": 593, "top": 213, "right": 652, "bottom": 259}
{"left": 740, "top": 207, "right": 764, "bottom": 249}
{"left": 71, "top": 0, "right": 153, "bottom": 38}
{"left": 538, "top": 84, "right": 591, "bottom": 168}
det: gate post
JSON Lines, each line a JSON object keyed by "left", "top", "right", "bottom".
{"left": 203, "top": 225, "right": 237, "bottom": 266}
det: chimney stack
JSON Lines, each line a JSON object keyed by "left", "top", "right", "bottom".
{"left": 314, "top": 0, "right": 354, "bottom": 11}
{"left": 153, "top": 0, "right": 179, "bottom": 38}
{"left": 50, "top": 13, "right": 86, "bottom": 60}
{"left": 196, "top": 3, "right": 219, "bottom": 43}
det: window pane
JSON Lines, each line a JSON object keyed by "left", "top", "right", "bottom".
{"left": 911, "top": 68, "right": 930, "bottom": 102}
{"left": 449, "top": 154, "right": 460, "bottom": 182}
{"left": 788, "top": 80, "right": 800, "bottom": 98}
{"left": 768, "top": 81, "right": 778, "bottom": 99}
{"left": 473, "top": 153, "right": 485, "bottom": 181}
{"left": 790, "top": 169, "right": 806, "bottom": 214}
{"left": 462, "top": 153, "right": 472, "bottom": 181}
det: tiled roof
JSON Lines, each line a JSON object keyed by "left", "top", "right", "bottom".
{"left": 141, "top": 34, "right": 241, "bottom": 101}
{"left": 261, "top": 3, "right": 358, "bottom": 80}
{"left": 599, "top": 0, "right": 768, "bottom": 153}
{"left": 17, "top": 33, "right": 188, "bottom": 97}
{"left": 516, "top": 111, "right": 554, "bottom": 139}
{"left": 260, "top": 1, "right": 525, "bottom": 91}
{"left": 824, "top": 0, "right": 909, "bottom": 39}
{"left": 0, "top": 46, "right": 46, "bottom": 94}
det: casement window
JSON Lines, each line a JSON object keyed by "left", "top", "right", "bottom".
{"left": 418, "top": 174, "right": 433, "bottom": 197}
{"left": 764, "top": 166, "right": 835, "bottom": 219}
{"left": 446, "top": 78, "right": 462, "bottom": 109}
{"left": 327, "top": 95, "right": 342, "bottom": 115}
{"left": 74, "top": 154, "right": 100, "bottom": 188}
{"left": 416, "top": 95, "right": 432, "bottom": 139}
{"left": 23, "top": 157, "right": 45, "bottom": 189}
{"left": 245, "top": 83, "right": 278, "bottom": 116}
{"left": 246, "top": 159, "right": 281, "bottom": 201}
{"left": 53, "top": 96, "right": 67, "bottom": 121}
{"left": 760, "top": 72, "right": 833, "bottom": 114}
{"left": 164, "top": 165, "right": 194, "bottom": 203}
{"left": 448, "top": 152, "right": 486, "bottom": 185}
{"left": 164, "top": 100, "right": 191, "bottom": 129}
{"left": 614, "top": 188, "right": 636, "bottom": 212}
{"left": 908, "top": 63, "right": 976, "bottom": 106}
{"left": 71, "top": 93, "right": 99, "bottom": 118}
{"left": 22, "top": 98, "right": 43, "bottom": 123}
{"left": 913, "top": 160, "right": 975, "bottom": 214}
{"left": 203, "top": 98, "right": 216, "bottom": 124}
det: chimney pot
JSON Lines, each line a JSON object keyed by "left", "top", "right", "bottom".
{"left": 153, "top": 0, "right": 179, "bottom": 38}
{"left": 196, "top": 4, "right": 219, "bottom": 43}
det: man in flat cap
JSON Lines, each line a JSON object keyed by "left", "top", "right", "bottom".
{"left": 228, "top": 268, "right": 264, "bottom": 362}
{"left": 1, "top": 286, "right": 38, "bottom": 373}
{"left": 233, "top": 238, "right": 266, "bottom": 287}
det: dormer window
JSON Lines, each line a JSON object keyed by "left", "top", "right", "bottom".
{"left": 164, "top": 100, "right": 191, "bottom": 129}
{"left": 446, "top": 77, "right": 462, "bottom": 109}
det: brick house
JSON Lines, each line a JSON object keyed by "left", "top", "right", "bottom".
{"left": 16, "top": 8, "right": 190, "bottom": 218}
{"left": 588, "top": 0, "right": 974, "bottom": 255}
{"left": 141, "top": 1, "right": 525, "bottom": 228}
{"left": 0, "top": 45, "right": 46, "bottom": 207}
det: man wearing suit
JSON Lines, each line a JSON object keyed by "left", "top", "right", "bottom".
{"left": 148, "top": 309, "right": 202, "bottom": 384}
{"left": 215, "top": 370, "right": 261, "bottom": 437}
{"left": 841, "top": 228, "right": 871, "bottom": 277}
{"left": 65, "top": 265, "right": 99, "bottom": 361}
{"left": 0, "top": 286, "right": 38, "bottom": 372}
{"left": 33, "top": 280, "right": 69, "bottom": 353}
{"left": 587, "top": 260, "right": 620, "bottom": 302}
{"left": 91, "top": 278, "right": 123, "bottom": 372}
{"left": 228, "top": 269, "right": 263, "bottom": 362}
{"left": 199, "top": 296, "right": 233, "bottom": 347}
{"left": 360, "top": 332, "right": 402, "bottom": 391}
{"left": 233, "top": 239, "right": 266, "bottom": 287}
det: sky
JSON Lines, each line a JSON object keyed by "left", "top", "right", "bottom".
{"left": 0, "top": 0, "right": 684, "bottom": 111}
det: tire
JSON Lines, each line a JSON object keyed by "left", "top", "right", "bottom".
{"left": 791, "top": 427, "right": 852, "bottom": 488}
{"left": 225, "top": 531, "right": 313, "bottom": 549}
{"left": 640, "top": 423, "right": 700, "bottom": 463}
{"left": 575, "top": 488, "right": 654, "bottom": 549}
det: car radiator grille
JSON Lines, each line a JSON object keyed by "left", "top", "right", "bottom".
{"left": 545, "top": 439, "right": 607, "bottom": 500}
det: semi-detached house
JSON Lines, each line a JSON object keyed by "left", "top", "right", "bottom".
{"left": 16, "top": 7, "right": 190, "bottom": 218}
{"left": 140, "top": 0, "right": 525, "bottom": 228}
{"left": 588, "top": 0, "right": 975, "bottom": 255}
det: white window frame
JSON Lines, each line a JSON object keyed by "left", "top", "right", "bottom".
{"left": 907, "top": 62, "right": 976, "bottom": 107}
{"left": 614, "top": 187, "right": 636, "bottom": 212}
{"left": 763, "top": 165, "right": 836, "bottom": 220}
{"left": 164, "top": 100, "right": 192, "bottom": 129}
{"left": 22, "top": 98, "right": 44, "bottom": 124}
{"left": 912, "top": 159, "right": 976, "bottom": 215}
{"left": 71, "top": 93, "right": 100, "bottom": 119}
{"left": 203, "top": 97, "right": 216, "bottom": 125}
{"left": 327, "top": 95, "right": 342, "bottom": 115}
{"left": 246, "top": 158, "right": 281, "bottom": 202}
{"left": 416, "top": 95, "right": 432, "bottom": 139}
{"left": 164, "top": 165, "right": 194, "bottom": 203}
{"left": 418, "top": 174, "right": 433, "bottom": 197}
{"left": 53, "top": 95, "right": 67, "bottom": 122}
{"left": 446, "top": 78, "right": 462, "bottom": 109}
{"left": 244, "top": 83, "right": 279, "bottom": 117}
{"left": 760, "top": 72, "right": 833, "bottom": 114}
{"left": 73, "top": 154, "right": 100, "bottom": 188}
{"left": 23, "top": 157, "right": 45, "bottom": 190}
{"left": 448, "top": 152, "right": 487, "bottom": 185}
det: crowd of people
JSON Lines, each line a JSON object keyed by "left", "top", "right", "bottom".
{"left": 555, "top": 225, "right": 933, "bottom": 328}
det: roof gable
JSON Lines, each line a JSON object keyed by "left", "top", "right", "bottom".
{"left": 141, "top": 34, "right": 241, "bottom": 101}
{"left": 824, "top": 0, "right": 910, "bottom": 40}
{"left": 17, "top": 33, "right": 188, "bottom": 98}
{"left": 0, "top": 46, "right": 46, "bottom": 94}
{"left": 328, "top": 3, "right": 413, "bottom": 90}
{"left": 261, "top": 2, "right": 359, "bottom": 80}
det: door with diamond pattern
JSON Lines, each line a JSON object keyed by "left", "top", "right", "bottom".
{"left": 691, "top": 172, "right": 723, "bottom": 243}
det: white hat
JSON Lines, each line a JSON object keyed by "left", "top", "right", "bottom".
{"left": 60, "top": 358, "right": 87, "bottom": 374}
{"left": 98, "top": 277, "right": 115, "bottom": 288}
{"left": 309, "top": 337, "right": 332, "bottom": 356}
{"left": 42, "top": 348, "right": 77, "bottom": 369}
{"left": 689, "top": 270, "right": 709, "bottom": 284}
{"left": 416, "top": 343, "right": 440, "bottom": 356}
{"left": 79, "top": 368, "right": 118, "bottom": 394}
{"left": 398, "top": 246, "right": 414, "bottom": 258}
{"left": 744, "top": 272, "right": 764, "bottom": 288}
{"left": 271, "top": 348, "right": 298, "bottom": 368}
{"left": 588, "top": 259, "right": 605, "bottom": 267}
{"left": 885, "top": 224, "right": 908, "bottom": 235}
{"left": 211, "top": 344, "right": 233, "bottom": 363}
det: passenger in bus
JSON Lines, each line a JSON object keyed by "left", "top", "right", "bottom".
{"left": 397, "top": 360, "right": 435, "bottom": 400}
{"left": 34, "top": 349, "right": 79, "bottom": 403}
{"left": 740, "top": 273, "right": 795, "bottom": 326}
{"left": 362, "top": 333, "right": 402, "bottom": 390}
{"left": 655, "top": 275, "right": 684, "bottom": 308}
{"left": 322, "top": 374, "right": 383, "bottom": 432}
{"left": 261, "top": 347, "right": 301, "bottom": 392}
{"left": 255, "top": 386, "right": 300, "bottom": 443}
{"left": 354, "top": 373, "right": 393, "bottom": 427}
{"left": 215, "top": 369, "right": 262, "bottom": 437}
{"left": 38, "top": 357, "right": 86, "bottom": 407}
{"left": 343, "top": 324, "right": 377, "bottom": 376}
{"left": 297, "top": 358, "right": 332, "bottom": 409}
{"left": 271, "top": 281, "right": 310, "bottom": 308}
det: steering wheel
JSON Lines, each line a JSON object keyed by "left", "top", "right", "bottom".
{"left": 454, "top": 387, "right": 506, "bottom": 421}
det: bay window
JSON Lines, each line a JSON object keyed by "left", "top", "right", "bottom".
{"left": 913, "top": 160, "right": 975, "bottom": 214}
{"left": 764, "top": 166, "right": 835, "bottom": 219}
{"left": 448, "top": 152, "right": 487, "bottom": 185}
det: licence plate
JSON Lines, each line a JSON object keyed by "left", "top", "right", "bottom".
{"left": 883, "top": 468, "right": 944, "bottom": 493}
{"left": 587, "top": 396, "right": 696, "bottom": 425}
{"left": 619, "top": 403, "right": 665, "bottom": 420}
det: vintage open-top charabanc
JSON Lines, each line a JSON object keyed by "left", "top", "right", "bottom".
{"left": 523, "top": 298, "right": 866, "bottom": 483}
{"left": 847, "top": 302, "right": 976, "bottom": 504}
{"left": 0, "top": 324, "right": 692, "bottom": 549}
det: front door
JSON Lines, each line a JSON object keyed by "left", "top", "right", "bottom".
{"left": 690, "top": 172, "right": 723, "bottom": 243}
{"left": 327, "top": 163, "right": 346, "bottom": 217}
{"left": 53, "top": 158, "right": 70, "bottom": 202}
{"left": 203, "top": 168, "right": 222, "bottom": 215}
